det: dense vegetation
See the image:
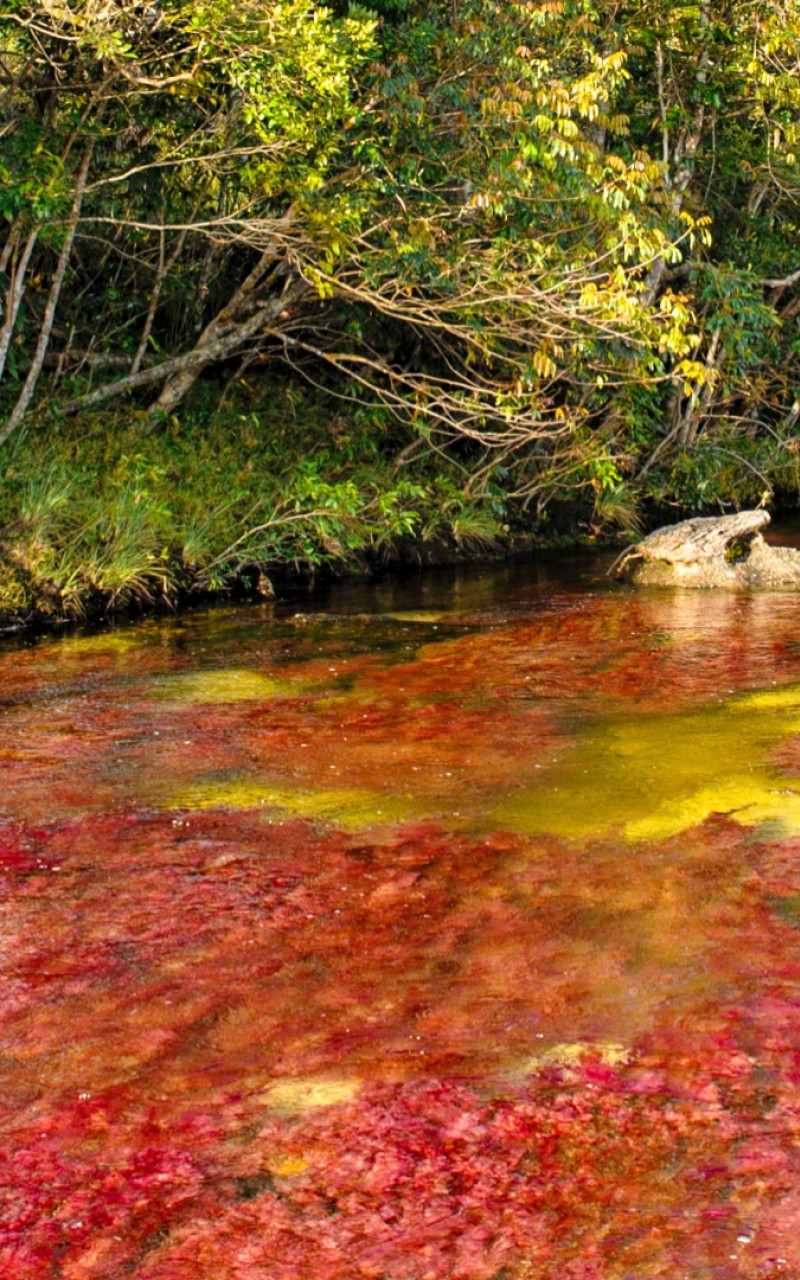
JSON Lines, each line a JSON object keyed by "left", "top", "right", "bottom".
{"left": 1, "top": 0, "right": 800, "bottom": 619}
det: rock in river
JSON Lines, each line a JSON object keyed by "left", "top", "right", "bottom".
{"left": 614, "top": 509, "right": 800, "bottom": 588}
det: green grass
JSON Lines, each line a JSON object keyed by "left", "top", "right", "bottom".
{"left": 0, "top": 379, "right": 510, "bottom": 624}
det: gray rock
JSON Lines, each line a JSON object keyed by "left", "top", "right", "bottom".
{"left": 614, "top": 510, "right": 800, "bottom": 588}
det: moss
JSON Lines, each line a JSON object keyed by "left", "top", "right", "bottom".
{"left": 725, "top": 536, "right": 748, "bottom": 563}
{"left": 492, "top": 682, "right": 800, "bottom": 843}
{"left": 0, "top": 559, "right": 33, "bottom": 621}
{"left": 162, "top": 778, "right": 425, "bottom": 830}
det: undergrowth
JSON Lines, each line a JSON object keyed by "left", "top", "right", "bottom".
{"left": 0, "top": 381, "right": 511, "bottom": 624}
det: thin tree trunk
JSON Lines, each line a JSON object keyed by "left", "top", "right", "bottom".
{"left": 130, "top": 187, "right": 206, "bottom": 376}
{"left": 0, "top": 224, "right": 20, "bottom": 277}
{"left": 640, "top": 115, "right": 706, "bottom": 307}
{"left": 191, "top": 179, "right": 227, "bottom": 334}
{"left": 641, "top": 9, "right": 711, "bottom": 310}
{"left": 0, "top": 139, "right": 95, "bottom": 446}
{"left": 130, "top": 217, "right": 167, "bottom": 378}
{"left": 783, "top": 397, "right": 800, "bottom": 435}
{"left": 0, "top": 228, "right": 40, "bottom": 384}
{"left": 53, "top": 323, "right": 76, "bottom": 383}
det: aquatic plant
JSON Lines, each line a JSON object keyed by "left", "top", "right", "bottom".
{"left": 4, "top": 586, "right": 800, "bottom": 1274}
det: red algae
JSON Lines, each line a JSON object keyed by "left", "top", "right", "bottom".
{"left": 6, "top": 576, "right": 800, "bottom": 1274}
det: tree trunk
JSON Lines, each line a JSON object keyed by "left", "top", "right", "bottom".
{"left": 150, "top": 249, "right": 286, "bottom": 415}
{"left": 0, "top": 228, "right": 40, "bottom": 385}
{"left": 0, "top": 139, "right": 95, "bottom": 446}
{"left": 0, "top": 224, "right": 20, "bottom": 276}
{"left": 641, "top": 11, "right": 710, "bottom": 309}
{"left": 59, "top": 277, "right": 307, "bottom": 416}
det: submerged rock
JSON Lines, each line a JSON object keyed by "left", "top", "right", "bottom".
{"left": 614, "top": 509, "right": 800, "bottom": 588}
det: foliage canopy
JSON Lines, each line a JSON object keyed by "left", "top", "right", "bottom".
{"left": 1, "top": 0, "right": 800, "bottom": 564}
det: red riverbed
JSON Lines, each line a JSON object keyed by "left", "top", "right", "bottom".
{"left": 3, "top": 556, "right": 800, "bottom": 1277}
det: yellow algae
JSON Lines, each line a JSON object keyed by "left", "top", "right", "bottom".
{"left": 379, "top": 610, "right": 448, "bottom": 624}
{"left": 493, "top": 684, "right": 800, "bottom": 843}
{"left": 522, "top": 1041, "right": 631, "bottom": 1072}
{"left": 261, "top": 1075, "right": 360, "bottom": 1115}
{"left": 51, "top": 630, "right": 142, "bottom": 657}
{"left": 738, "top": 683, "right": 800, "bottom": 712}
{"left": 626, "top": 777, "right": 800, "bottom": 841}
{"left": 152, "top": 667, "right": 304, "bottom": 703}
{"left": 166, "top": 778, "right": 424, "bottom": 830}
{"left": 269, "top": 1154, "right": 310, "bottom": 1179}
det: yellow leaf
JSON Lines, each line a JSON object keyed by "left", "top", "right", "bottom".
{"left": 532, "top": 350, "right": 557, "bottom": 379}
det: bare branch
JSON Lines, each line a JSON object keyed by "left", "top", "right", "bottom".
{"left": 151, "top": 250, "right": 301, "bottom": 414}
{"left": 59, "top": 279, "right": 307, "bottom": 415}
{"left": 764, "top": 267, "right": 800, "bottom": 289}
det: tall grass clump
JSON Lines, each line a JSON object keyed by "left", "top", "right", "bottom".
{"left": 0, "top": 381, "right": 511, "bottom": 624}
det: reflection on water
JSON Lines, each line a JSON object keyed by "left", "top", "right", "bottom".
{"left": 5, "top": 551, "right": 800, "bottom": 1275}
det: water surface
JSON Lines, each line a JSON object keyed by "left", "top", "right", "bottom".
{"left": 4, "top": 552, "right": 800, "bottom": 1277}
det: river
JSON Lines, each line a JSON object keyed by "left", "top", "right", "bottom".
{"left": 3, "top": 551, "right": 800, "bottom": 1277}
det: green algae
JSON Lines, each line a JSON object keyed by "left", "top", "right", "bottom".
{"left": 48, "top": 629, "right": 144, "bottom": 657}
{"left": 166, "top": 777, "right": 425, "bottom": 830}
{"left": 152, "top": 667, "right": 307, "bottom": 703}
{"left": 772, "top": 891, "right": 800, "bottom": 929}
{"left": 492, "top": 682, "right": 800, "bottom": 843}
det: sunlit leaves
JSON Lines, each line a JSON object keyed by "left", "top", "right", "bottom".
{"left": 3, "top": 0, "right": 800, "bottom": 514}
{"left": 532, "top": 349, "right": 558, "bottom": 379}
{"left": 184, "top": 0, "right": 377, "bottom": 172}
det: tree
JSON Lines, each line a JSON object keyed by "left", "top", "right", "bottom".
{"left": 0, "top": 0, "right": 378, "bottom": 431}
{"left": 2, "top": 0, "right": 800, "bottom": 521}
{"left": 603, "top": 1, "right": 800, "bottom": 496}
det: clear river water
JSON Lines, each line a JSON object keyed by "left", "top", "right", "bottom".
{"left": 4, "top": 548, "right": 800, "bottom": 1277}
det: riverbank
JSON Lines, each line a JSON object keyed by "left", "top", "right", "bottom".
{"left": 0, "top": 377, "right": 639, "bottom": 631}
{"left": 0, "top": 388, "right": 522, "bottom": 630}
{"left": 8, "top": 373, "right": 797, "bottom": 632}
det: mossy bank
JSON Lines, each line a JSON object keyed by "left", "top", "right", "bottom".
{"left": 0, "top": 384, "right": 525, "bottom": 630}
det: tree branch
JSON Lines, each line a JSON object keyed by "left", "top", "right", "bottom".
{"left": 59, "top": 279, "right": 307, "bottom": 416}
{"left": 764, "top": 267, "right": 800, "bottom": 289}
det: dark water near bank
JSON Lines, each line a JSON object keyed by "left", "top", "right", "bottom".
{"left": 4, "top": 545, "right": 800, "bottom": 1277}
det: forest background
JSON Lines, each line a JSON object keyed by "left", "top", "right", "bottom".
{"left": 1, "top": 0, "right": 799, "bottom": 622}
